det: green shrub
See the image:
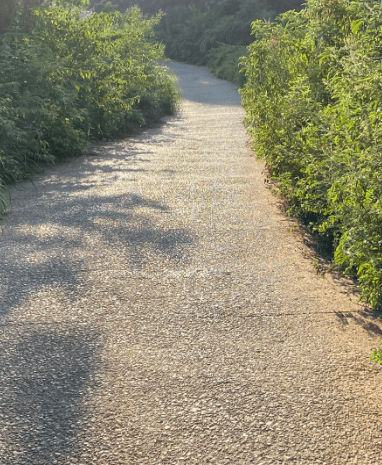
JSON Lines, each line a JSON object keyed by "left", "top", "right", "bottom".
{"left": 209, "top": 44, "right": 248, "bottom": 87}
{"left": 371, "top": 339, "right": 382, "bottom": 364}
{"left": 241, "top": 0, "right": 382, "bottom": 308}
{"left": 0, "top": 1, "right": 180, "bottom": 216}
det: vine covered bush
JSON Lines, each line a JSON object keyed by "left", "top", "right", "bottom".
{"left": 0, "top": 0, "right": 180, "bottom": 216}
{"left": 241, "top": 0, "right": 382, "bottom": 308}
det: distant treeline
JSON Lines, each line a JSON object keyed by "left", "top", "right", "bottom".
{"left": 1, "top": 1, "right": 306, "bottom": 65}
{"left": 91, "top": 0, "right": 305, "bottom": 59}
{"left": 1, "top": 0, "right": 44, "bottom": 34}
{"left": 89, "top": 0, "right": 304, "bottom": 84}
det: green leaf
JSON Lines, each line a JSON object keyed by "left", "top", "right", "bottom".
{"left": 351, "top": 20, "right": 363, "bottom": 35}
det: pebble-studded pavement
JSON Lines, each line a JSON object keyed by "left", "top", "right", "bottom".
{"left": 1, "top": 61, "right": 382, "bottom": 465}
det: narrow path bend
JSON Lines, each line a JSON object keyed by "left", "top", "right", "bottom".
{"left": 1, "top": 62, "right": 382, "bottom": 465}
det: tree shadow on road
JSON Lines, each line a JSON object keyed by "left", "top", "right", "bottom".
{"left": 0, "top": 125, "right": 197, "bottom": 321}
{"left": 0, "top": 92, "right": 197, "bottom": 465}
{"left": 0, "top": 325, "right": 101, "bottom": 465}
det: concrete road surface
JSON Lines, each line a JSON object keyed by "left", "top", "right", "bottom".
{"left": 1, "top": 61, "right": 381, "bottom": 465}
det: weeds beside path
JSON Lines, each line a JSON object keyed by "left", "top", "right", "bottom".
{"left": 0, "top": 62, "right": 381, "bottom": 465}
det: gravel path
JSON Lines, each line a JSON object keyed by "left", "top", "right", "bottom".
{"left": 1, "top": 62, "right": 382, "bottom": 465}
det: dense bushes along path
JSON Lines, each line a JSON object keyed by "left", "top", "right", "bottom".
{"left": 0, "top": 4, "right": 180, "bottom": 216}
{"left": 241, "top": 0, "right": 382, "bottom": 310}
{"left": 1, "top": 62, "right": 381, "bottom": 464}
